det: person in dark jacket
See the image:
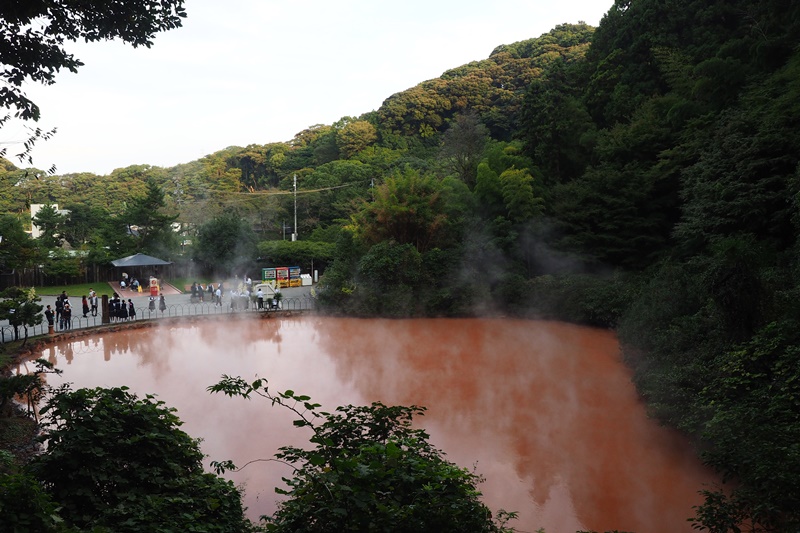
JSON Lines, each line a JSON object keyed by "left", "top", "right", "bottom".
{"left": 62, "top": 302, "right": 72, "bottom": 330}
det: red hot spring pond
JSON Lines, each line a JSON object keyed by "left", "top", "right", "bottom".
{"left": 23, "top": 317, "right": 717, "bottom": 532}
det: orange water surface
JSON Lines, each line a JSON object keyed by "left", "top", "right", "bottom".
{"left": 27, "top": 317, "right": 717, "bottom": 532}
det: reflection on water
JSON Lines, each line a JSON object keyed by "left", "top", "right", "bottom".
{"left": 30, "top": 317, "right": 716, "bottom": 532}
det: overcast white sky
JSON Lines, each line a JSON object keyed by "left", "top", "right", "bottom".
{"left": 2, "top": 0, "right": 612, "bottom": 175}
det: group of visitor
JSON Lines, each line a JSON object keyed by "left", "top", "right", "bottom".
{"left": 52, "top": 291, "right": 73, "bottom": 330}
{"left": 228, "top": 286, "right": 252, "bottom": 311}
{"left": 189, "top": 275, "right": 285, "bottom": 311}
{"left": 189, "top": 282, "right": 210, "bottom": 302}
{"left": 189, "top": 281, "right": 237, "bottom": 306}
{"left": 226, "top": 274, "right": 275, "bottom": 311}
{"left": 39, "top": 273, "right": 294, "bottom": 337}
{"left": 109, "top": 294, "right": 136, "bottom": 322}
{"left": 148, "top": 294, "right": 167, "bottom": 313}
{"left": 119, "top": 272, "right": 141, "bottom": 292}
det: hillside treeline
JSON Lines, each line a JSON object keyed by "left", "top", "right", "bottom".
{"left": 2, "top": 0, "right": 799, "bottom": 528}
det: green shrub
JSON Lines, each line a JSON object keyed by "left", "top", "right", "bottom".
{"left": 209, "top": 377, "right": 513, "bottom": 533}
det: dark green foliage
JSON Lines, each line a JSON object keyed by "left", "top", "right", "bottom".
{"left": 123, "top": 176, "right": 179, "bottom": 255}
{"left": 694, "top": 321, "right": 800, "bottom": 531}
{"left": 0, "top": 358, "right": 54, "bottom": 419}
{"left": 358, "top": 241, "right": 422, "bottom": 287}
{"left": 499, "top": 167, "right": 543, "bottom": 224}
{"left": 0, "top": 469, "right": 74, "bottom": 533}
{"left": 208, "top": 377, "right": 512, "bottom": 533}
{"left": 3, "top": 3, "right": 800, "bottom": 529}
{"left": 526, "top": 272, "right": 634, "bottom": 328}
{"left": 315, "top": 229, "right": 364, "bottom": 310}
{"left": 549, "top": 162, "right": 675, "bottom": 269}
{"left": 32, "top": 386, "right": 248, "bottom": 533}
{"left": 420, "top": 247, "right": 476, "bottom": 316}
{"left": 0, "top": 287, "right": 43, "bottom": 345}
{"left": 351, "top": 168, "right": 456, "bottom": 254}
{"left": 257, "top": 240, "right": 336, "bottom": 274}
{"left": 474, "top": 162, "right": 505, "bottom": 219}
{"left": 194, "top": 211, "right": 258, "bottom": 276}
{"left": 31, "top": 204, "right": 64, "bottom": 250}
{"left": 675, "top": 54, "right": 800, "bottom": 256}
{"left": 351, "top": 241, "right": 424, "bottom": 317}
{"left": 616, "top": 260, "right": 723, "bottom": 431}
{"left": 700, "top": 237, "right": 770, "bottom": 343}
{"left": 0, "top": 215, "right": 39, "bottom": 271}
{"left": 58, "top": 203, "right": 111, "bottom": 248}
{"left": 438, "top": 111, "right": 489, "bottom": 188}
{"left": 520, "top": 58, "right": 595, "bottom": 185}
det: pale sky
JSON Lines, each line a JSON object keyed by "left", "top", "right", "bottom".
{"left": 3, "top": 0, "right": 612, "bottom": 175}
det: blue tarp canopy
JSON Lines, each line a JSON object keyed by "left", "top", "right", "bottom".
{"left": 110, "top": 253, "right": 172, "bottom": 267}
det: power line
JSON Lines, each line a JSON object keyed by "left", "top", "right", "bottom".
{"left": 213, "top": 181, "right": 370, "bottom": 197}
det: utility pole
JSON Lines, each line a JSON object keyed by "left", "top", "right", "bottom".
{"left": 292, "top": 174, "right": 298, "bottom": 241}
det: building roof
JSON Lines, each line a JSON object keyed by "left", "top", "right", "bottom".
{"left": 110, "top": 253, "right": 172, "bottom": 267}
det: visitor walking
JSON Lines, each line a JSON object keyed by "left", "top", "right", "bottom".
{"left": 89, "top": 288, "right": 98, "bottom": 316}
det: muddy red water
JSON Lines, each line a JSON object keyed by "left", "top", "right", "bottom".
{"left": 26, "top": 317, "right": 717, "bottom": 532}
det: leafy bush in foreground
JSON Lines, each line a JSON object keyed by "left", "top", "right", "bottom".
{"left": 209, "top": 376, "right": 514, "bottom": 533}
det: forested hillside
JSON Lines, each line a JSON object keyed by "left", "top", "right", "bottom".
{"left": 2, "top": 1, "right": 800, "bottom": 529}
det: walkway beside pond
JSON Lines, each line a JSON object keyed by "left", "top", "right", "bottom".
{"left": 0, "top": 285, "right": 316, "bottom": 345}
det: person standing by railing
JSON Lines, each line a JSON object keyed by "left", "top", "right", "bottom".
{"left": 44, "top": 305, "right": 55, "bottom": 333}
{"left": 62, "top": 302, "right": 72, "bottom": 330}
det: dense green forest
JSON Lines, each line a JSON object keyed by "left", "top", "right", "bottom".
{"left": 2, "top": 0, "right": 800, "bottom": 529}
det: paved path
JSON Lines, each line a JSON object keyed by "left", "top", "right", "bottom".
{"left": 0, "top": 282, "right": 316, "bottom": 343}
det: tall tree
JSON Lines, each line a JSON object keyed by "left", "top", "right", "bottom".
{"left": 0, "top": 214, "right": 39, "bottom": 271}
{"left": 31, "top": 204, "right": 64, "bottom": 250}
{"left": 439, "top": 111, "right": 489, "bottom": 188}
{"left": 193, "top": 212, "right": 257, "bottom": 275}
{"left": 499, "top": 167, "right": 544, "bottom": 224}
{"left": 123, "top": 177, "right": 178, "bottom": 255}
{"left": 336, "top": 119, "right": 378, "bottom": 159}
{"left": 0, "top": 287, "right": 43, "bottom": 344}
{"left": 351, "top": 169, "right": 453, "bottom": 254}
{"left": 520, "top": 59, "right": 595, "bottom": 185}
